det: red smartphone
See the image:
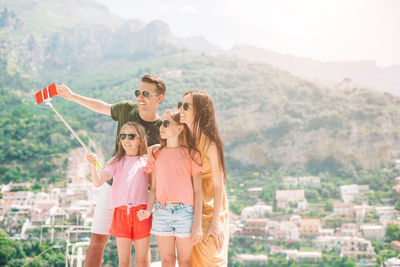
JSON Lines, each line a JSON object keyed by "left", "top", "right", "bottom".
{"left": 35, "top": 83, "right": 57, "bottom": 104}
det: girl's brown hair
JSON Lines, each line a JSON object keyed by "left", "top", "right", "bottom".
{"left": 160, "top": 110, "right": 200, "bottom": 165}
{"left": 113, "top": 121, "right": 148, "bottom": 163}
{"left": 184, "top": 90, "right": 226, "bottom": 181}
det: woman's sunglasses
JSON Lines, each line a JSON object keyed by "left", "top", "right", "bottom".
{"left": 120, "top": 133, "right": 139, "bottom": 140}
{"left": 177, "top": 101, "right": 191, "bottom": 111}
{"left": 135, "top": 90, "right": 159, "bottom": 98}
{"left": 161, "top": 120, "right": 170, "bottom": 128}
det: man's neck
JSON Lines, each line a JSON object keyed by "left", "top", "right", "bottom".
{"left": 139, "top": 108, "right": 159, "bottom": 122}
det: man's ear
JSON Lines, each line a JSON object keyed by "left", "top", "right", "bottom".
{"left": 177, "top": 125, "right": 184, "bottom": 133}
{"left": 157, "top": 94, "right": 165, "bottom": 104}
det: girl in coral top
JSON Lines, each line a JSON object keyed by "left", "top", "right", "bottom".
{"left": 86, "top": 121, "right": 151, "bottom": 267}
{"left": 137, "top": 110, "right": 203, "bottom": 267}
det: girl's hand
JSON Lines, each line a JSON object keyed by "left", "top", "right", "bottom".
{"left": 147, "top": 144, "right": 161, "bottom": 162}
{"left": 205, "top": 222, "right": 224, "bottom": 251}
{"left": 191, "top": 225, "right": 203, "bottom": 245}
{"left": 86, "top": 153, "right": 99, "bottom": 165}
{"left": 137, "top": 210, "right": 151, "bottom": 221}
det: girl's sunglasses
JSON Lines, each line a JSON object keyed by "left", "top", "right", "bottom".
{"left": 135, "top": 90, "right": 159, "bottom": 98}
{"left": 161, "top": 120, "right": 170, "bottom": 128}
{"left": 177, "top": 101, "right": 191, "bottom": 111}
{"left": 120, "top": 133, "right": 139, "bottom": 140}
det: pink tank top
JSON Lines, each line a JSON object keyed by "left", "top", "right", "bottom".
{"left": 103, "top": 156, "right": 149, "bottom": 209}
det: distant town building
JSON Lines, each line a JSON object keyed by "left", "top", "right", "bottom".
{"left": 247, "top": 187, "right": 263, "bottom": 196}
{"left": 313, "top": 236, "right": 376, "bottom": 260}
{"left": 319, "top": 229, "right": 334, "bottom": 236}
{"left": 240, "top": 203, "right": 272, "bottom": 221}
{"left": 340, "top": 184, "right": 370, "bottom": 203}
{"left": 3, "top": 191, "right": 34, "bottom": 206}
{"left": 298, "top": 176, "right": 320, "bottom": 187}
{"left": 299, "top": 219, "right": 321, "bottom": 238}
{"left": 360, "top": 224, "right": 385, "bottom": 241}
{"left": 34, "top": 199, "right": 58, "bottom": 212}
{"left": 0, "top": 199, "right": 12, "bottom": 221}
{"left": 279, "top": 221, "right": 300, "bottom": 241}
{"left": 269, "top": 221, "right": 299, "bottom": 241}
{"left": 358, "top": 185, "right": 369, "bottom": 192}
{"left": 276, "top": 190, "right": 306, "bottom": 209}
{"left": 337, "top": 223, "right": 359, "bottom": 237}
{"left": 391, "top": 240, "right": 400, "bottom": 252}
{"left": 282, "top": 176, "right": 298, "bottom": 187}
{"left": 385, "top": 257, "right": 400, "bottom": 267}
{"left": 241, "top": 218, "right": 269, "bottom": 237}
{"left": 375, "top": 206, "right": 398, "bottom": 225}
{"left": 340, "top": 184, "right": 360, "bottom": 203}
{"left": 280, "top": 249, "right": 322, "bottom": 262}
{"left": 10, "top": 182, "right": 32, "bottom": 191}
{"left": 234, "top": 254, "right": 268, "bottom": 265}
{"left": 333, "top": 202, "right": 354, "bottom": 218}
{"left": 394, "top": 177, "right": 400, "bottom": 196}
{"left": 0, "top": 181, "right": 97, "bottom": 239}
{"left": 354, "top": 204, "right": 374, "bottom": 222}
{"left": 163, "top": 69, "right": 183, "bottom": 79}
{"left": 289, "top": 215, "right": 301, "bottom": 226}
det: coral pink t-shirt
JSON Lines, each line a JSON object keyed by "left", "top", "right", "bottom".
{"left": 146, "top": 147, "right": 202, "bottom": 206}
{"left": 103, "top": 156, "right": 149, "bottom": 209}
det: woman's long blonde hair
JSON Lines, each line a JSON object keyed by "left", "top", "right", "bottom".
{"left": 184, "top": 90, "right": 226, "bottom": 181}
{"left": 112, "top": 121, "right": 148, "bottom": 163}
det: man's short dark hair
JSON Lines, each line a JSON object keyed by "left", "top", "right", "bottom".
{"left": 141, "top": 75, "right": 166, "bottom": 95}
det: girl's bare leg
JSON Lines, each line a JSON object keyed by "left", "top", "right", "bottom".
{"left": 116, "top": 238, "right": 133, "bottom": 267}
{"left": 176, "top": 237, "right": 193, "bottom": 267}
{"left": 156, "top": 236, "right": 176, "bottom": 267}
{"left": 133, "top": 236, "right": 151, "bottom": 267}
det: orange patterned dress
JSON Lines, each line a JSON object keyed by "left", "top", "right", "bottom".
{"left": 192, "top": 134, "right": 229, "bottom": 266}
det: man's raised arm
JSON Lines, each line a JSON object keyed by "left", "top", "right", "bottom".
{"left": 56, "top": 84, "right": 112, "bottom": 116}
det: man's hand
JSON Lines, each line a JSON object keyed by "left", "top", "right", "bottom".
{"left": 56, "top": 84, "right": 74, "bottom": 101}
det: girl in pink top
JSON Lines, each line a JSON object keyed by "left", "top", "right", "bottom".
{"left": 86, "top": 121, "right": 151, "bottom": 267}
{"left": 137, "top": 110, "right": 203, "bottom": 267}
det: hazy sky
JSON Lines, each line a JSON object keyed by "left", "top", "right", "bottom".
{"left": 97, "top": 0, "right": 400, "bottom": 67}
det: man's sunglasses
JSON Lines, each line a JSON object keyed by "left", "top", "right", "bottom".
{"left": 161, "top": 120, "right": 170, "bottom": 128}
{"left": 177, "top": 101, "right": 191, "bottom": 111}
{"left": 120, "top": 133, "right": 139, "bottom": 140}
{"left": 135, "top": 90, "right": 159, "bottom": 98}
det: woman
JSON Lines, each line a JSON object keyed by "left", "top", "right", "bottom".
{"left": 178, "top": 90, "right": 229, "bottom": 266}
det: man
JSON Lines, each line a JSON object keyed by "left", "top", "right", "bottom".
{"left": 56, "top": 74, "right": 166, "bottom": 267}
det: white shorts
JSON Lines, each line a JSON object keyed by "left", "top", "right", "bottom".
{"left": 91, "top": 183, "right": 114, "bottom": 235}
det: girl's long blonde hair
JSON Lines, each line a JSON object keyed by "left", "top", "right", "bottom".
{"left": 112, "top": 121, "right": 148, "bottom": 163}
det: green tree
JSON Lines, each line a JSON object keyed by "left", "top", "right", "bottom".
{"left": 0, "top": 229, "right": 16, "bottom": 266}
{"left": 386, "top": 223, "right": 400, "bottom": 242}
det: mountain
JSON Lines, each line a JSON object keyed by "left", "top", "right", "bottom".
{"left": 0, "top": 0, "right": 220, "bottom": 80}
{"left": 230, "top": 44, "right": 400, "bottom": 96}
{"left": 1, "top": 0, "right": 400, "bottom": 186}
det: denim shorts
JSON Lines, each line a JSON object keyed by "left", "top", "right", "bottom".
{"left": 151, "top": 202, "right": 194, "bottom": 238}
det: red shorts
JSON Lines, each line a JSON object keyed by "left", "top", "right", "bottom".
{"left": 109, "top": 205, "right": 152, "bottom": 240}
